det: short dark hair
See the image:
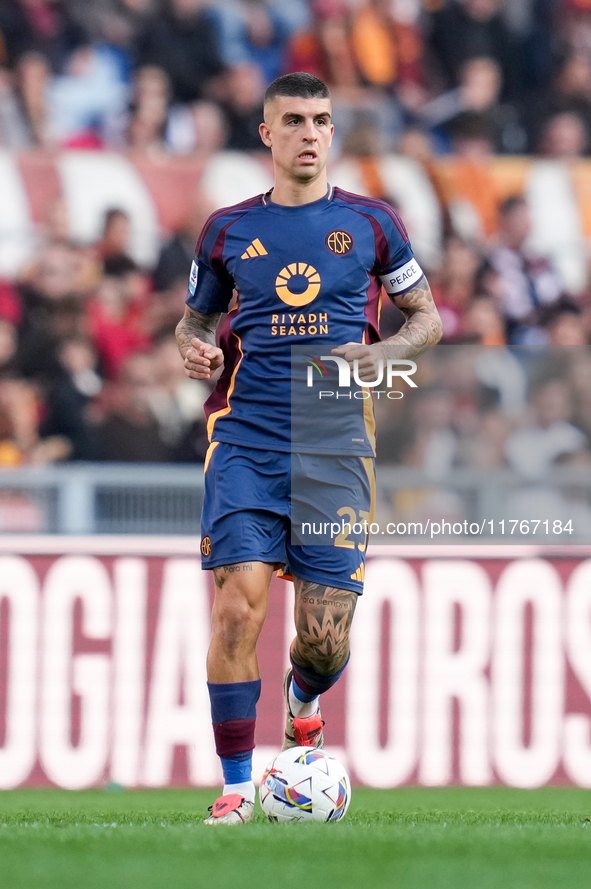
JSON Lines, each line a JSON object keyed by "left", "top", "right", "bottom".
{"left": 264, "top": 72, "right": 330, "bottom": 105}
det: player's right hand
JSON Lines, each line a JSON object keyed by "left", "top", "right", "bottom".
{"left": 183, "top": 337, "right": 224, "bottom": 381}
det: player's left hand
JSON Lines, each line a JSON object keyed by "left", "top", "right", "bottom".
{"left": 331, "top": 342, "right": 383, "bottom": 383}
{"left": 183, "top": 337, "right": 224, "bottom": 381}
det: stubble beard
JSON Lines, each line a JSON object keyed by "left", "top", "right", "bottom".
{"left": 290, "top": 158, "right": 325, "bottom": 185}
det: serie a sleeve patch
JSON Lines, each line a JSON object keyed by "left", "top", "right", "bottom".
{"left": 188, "top": 260, "right": 198, "bottom": 295}
{"left": 379, "top": 258, "right": 423, "bottom": 295}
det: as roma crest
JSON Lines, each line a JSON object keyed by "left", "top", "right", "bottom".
{"left": 326, "top": 230, "right": 353, "bottom": 255}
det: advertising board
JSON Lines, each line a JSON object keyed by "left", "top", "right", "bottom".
{"left": 1, "top": 538, "right": 590, "bottom": 789}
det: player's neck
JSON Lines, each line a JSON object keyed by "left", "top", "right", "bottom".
{"left": 270, "top": 175, "right": 329, "bottom": 207}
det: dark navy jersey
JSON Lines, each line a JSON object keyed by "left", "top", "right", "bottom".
{"left": 186, "top": 185, "right": 424, "bottom": 455}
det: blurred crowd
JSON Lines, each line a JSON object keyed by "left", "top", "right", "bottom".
{"left": 373, "top": 343, "right": 591, "bottom": 533}
{"left": 0, "top": 200, "right": 213, "bottom": 465}
{"left": 1, "top": 0, "right": 590, "bottom": 155}
{"left": 2, "top": 0, "right": 591, "bottom": 466}
{"left": 377, "top": 343, "right": 591, "bottom": 472}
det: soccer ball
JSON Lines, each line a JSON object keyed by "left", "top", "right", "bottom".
{"left": 259, "top": 746, "right": 351, "bottom": 823}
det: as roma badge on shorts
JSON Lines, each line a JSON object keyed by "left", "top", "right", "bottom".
{"left": 326, "top": 230, "right": 353, "bottom": 255}
{"left": 200, "top": 536, "right": 212, "bottom": 557}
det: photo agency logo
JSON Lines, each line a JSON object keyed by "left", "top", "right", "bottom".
{"left": 304, "top": 354, "right": 418, "bottom": 399}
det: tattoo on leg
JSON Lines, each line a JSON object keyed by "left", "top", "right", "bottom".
{"left": 213, "top": 562, "right": 255, "bottom": 589}
{"left": 291, "top": 579, "right": 357, "bottom": 674}
{"left": 213, "top": 567, "right": 226, "bottom": 589}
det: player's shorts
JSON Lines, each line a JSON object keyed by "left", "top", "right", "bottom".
{"left": 199, "top": 441, "right": 375, "bottom": 594}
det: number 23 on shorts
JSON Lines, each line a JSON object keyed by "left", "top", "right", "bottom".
{"left": 334, "top": 506, "right": 371, "bottom": 551}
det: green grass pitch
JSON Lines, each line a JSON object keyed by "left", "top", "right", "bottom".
{"left": 1, "top": 787, "right": 590, "bottom": 889}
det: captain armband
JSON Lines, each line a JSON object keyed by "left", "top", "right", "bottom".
{"left": 379, "top": 258, "right": 424, "bottom": 296}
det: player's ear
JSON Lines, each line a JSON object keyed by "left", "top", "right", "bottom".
{"left": 259, "top": 120, "right": 272, "bottom": 148}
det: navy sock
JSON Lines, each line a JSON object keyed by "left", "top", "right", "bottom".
{"left": 292, "top": 674, "right": 318, "bottom": 704}
{"left": 208, "top": 680, "right": 261, "bottom": 776}
{"left": 290, "top": 654, "right": 350, "bottom": 695}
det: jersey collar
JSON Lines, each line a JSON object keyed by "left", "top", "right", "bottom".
{"left": 262, "top": 184, "right": 334, "bottom": 211}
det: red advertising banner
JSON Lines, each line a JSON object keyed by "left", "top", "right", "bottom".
{"left": 1, "top": 538, "right": 591, "bottom": 789}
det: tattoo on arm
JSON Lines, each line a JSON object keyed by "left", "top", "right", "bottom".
{"left": 291, "top": 579, "right": 357, "bottom": 674}
{"left": 381, "top": 277, "right": 443, "bottom": 360}
{"left": 175, "top": 305, "right": 222, "bottom": 356}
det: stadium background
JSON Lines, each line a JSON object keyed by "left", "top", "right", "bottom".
{"left": 1, "top": 0, "right": 591, "bottom": 794}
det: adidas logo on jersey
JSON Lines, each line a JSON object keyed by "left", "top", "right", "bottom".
{"left": 350, "top": 564, "right": 365, "bottom": 582}
{"left": 241, "top": 238, "right": 268, "bottom": 259}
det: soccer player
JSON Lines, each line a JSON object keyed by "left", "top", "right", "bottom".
{"left": 176, "top": 72, "right": 442, "bottom": 824}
